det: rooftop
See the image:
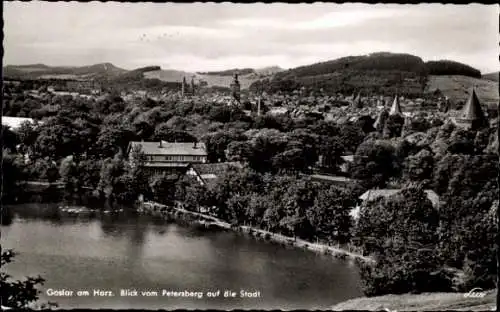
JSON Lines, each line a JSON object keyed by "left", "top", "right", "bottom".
{"left": 129, "top": 141, "right": 207, "bottom": 156}
{"left": 359, "top": 189, "right": 440, "bottom": 208}
{"left": 191, "top": 162, "right": 243, "bottom": 176}
{"left": 2, "top": 116, "right": 40, "bottom": 130}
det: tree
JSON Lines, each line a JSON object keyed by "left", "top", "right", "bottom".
{"left": 447, "top": 128, "right": 476, "bottom": 155}
{"left": 1, "top": 149, "right": 27, "bottom": 202}
{"left": 96, "top": 123, "right": 137, "bottom": 158}
{"left": 32, "top": 116, "right": 80, "bottom": 159}
{"left": 203, "top": 130, "right": 246, "bottom": 163}
{"left": 351, "top": 139, "right": 401, "bottom": 188}
{"left": 306, "top": 186, "right": 354, "bottom": 244}
{"left": 383, "top": 115, "right": 405, "bottom": 138}
{"left": 355, "top": 187, "right": 451, "bottom": 296}
{"left": 339, "top": 123, "right": 365, "bottom": 154}
{"left": 402, "top": 115, "right": 432, "bottom": 137}
{"left": 317, "top": 136, "right": 345, "bottom": 172}
{"left": 16, "top": 121, "right": 39, "bottom": 155}
{"left": 1, "top": 249, "right": 57, "bottom": 309}
{"left": 2, "top": 125, "right": 19, "bottom": 152}
{"left": 59, "top": 155, "right": 79, "bottom": 200}
{"left": 29, "top": 157, "right": 59, "bottom": 183}
{"left": 403, "top": 148, "right": 434, "bottom": 187}
{"left": 356, "top": 115, "right": 376, "bottom": 134}
{"left": 246, "top": 193, "right": 272, "bottom": 227}
{"left": 226, "top": 194, "right": 251, "bottom": 225}
{"left": 149, "top": 174, "right": 178, "bottom": 205}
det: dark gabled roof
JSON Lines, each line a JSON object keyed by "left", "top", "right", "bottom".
{"left": 352, "top": 92, "right": 363, "bottom": 108}
{"left": 143, "top": 162, "right": 191, "bottom": 168}
{"left": 128, "top": 141, "right": 207, "bottom": 156}
{"left": 191, "top": 162, "right": 243, "bottom": 176}
{"left": 459, "top": 87, "right": 486, "bottom": 121}
{"left": 359, "top": 189, "right": 440, "bottom": 208}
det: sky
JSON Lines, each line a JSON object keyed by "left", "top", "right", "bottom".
{"left": 3, "top": 2, "right": 499, "bottom": 73}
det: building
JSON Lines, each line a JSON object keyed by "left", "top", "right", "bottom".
{"left": 350, "top": 189, "right": 440, "bottom": 220}
{"left": 2, "top": 116, "right": 41, "bottom": 131}
{"left": 127, "top": 141, "right": 208, "bottom": 176}
{"left": 66, "top": 80, "right": 101, "bottom": 94}
{"left": 389, "top": 95, "right": 403, "bottom": 116}
{"left": 352, "top": 91, "right": 363, "bottom": 109}
{"left": 453, "top": 87, "right": 487, "bottom": 130}
{"left": 181, "top": 76, "right": 196, "bottom": 97}
{"left": 309, "top": 174, "right": 358, "bottom": 187}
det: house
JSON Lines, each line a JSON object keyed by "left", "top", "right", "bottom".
{"left": 186, "top": 162, "right": 243, "bottom": 188}
{"left": 2, "top": 116, "right": 41, "bottom": 131}
{"left": 128, "top": 140, "right": 208, "bottom": 176}
{"left": 350, "top": 189, "right": 440, "bottom": 220}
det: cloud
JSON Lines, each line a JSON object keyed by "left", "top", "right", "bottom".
{"left": 3, "top": 3, "right": 499, "bottom": 73}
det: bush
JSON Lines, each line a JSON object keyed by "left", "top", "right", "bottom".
{"left": 1, "top": 249, "right": 58, "bottom": 309}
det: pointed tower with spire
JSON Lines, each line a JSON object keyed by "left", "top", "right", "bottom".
{"left": 389, "top": 94, "right": 403, "bottom": 116}
{"left": 352, "top": 91, "right": 363, "bottom": 109}
{"left": 181, "top": 77, "right": 186, "bottom": 97}
{"left": 454, "top": 86, "right": 487, "bottom": 130}
{"left": 230, "top": 72, "right": 241, "bottom": 103}
{"left": 191, "top": 76, "right": 196, "bottom": 96}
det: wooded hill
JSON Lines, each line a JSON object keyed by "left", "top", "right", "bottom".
{"left": 249, "top": 52, "right": 493, "bottom": 98}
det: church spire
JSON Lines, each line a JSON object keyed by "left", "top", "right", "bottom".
{"left": 460, "top": 86, "right": 485, "bottom": 121}
{"left": 181, "top": 76, "right": 186, "bottom": 97}
{"left": 352, "top": 91, "right": 362, "bottom": 109}
{"left": 230, "top": 71, "right": 241, "bottom": 103}
{"left": 389, "top": 94, "right": 402, "bottom": 116}
{"left": 455, "top": 86, "right": 487, "bottom": 130}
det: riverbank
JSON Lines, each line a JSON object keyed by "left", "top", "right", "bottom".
{"left": 331, "top": 290, "right": 496, "bottom": 311}
{"left": 139, "top": 201, "right": 374, "bottom": 264}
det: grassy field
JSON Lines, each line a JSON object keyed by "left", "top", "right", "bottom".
{"left": 332, "top": 290, "right": 496, "bottom": 311}
{"left": 425, "top": 75, "right": 499, "bottom": 107}
{"left": 144, "top": 69, "right": 261, "bottom": 89}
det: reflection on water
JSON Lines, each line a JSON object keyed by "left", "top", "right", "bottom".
{"left": 2, "top": 203, "right": 363, "bottom": 310}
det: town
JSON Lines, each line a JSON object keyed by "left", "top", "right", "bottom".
{"left": 1, "top": 2, "right": 498, "bottom": 311}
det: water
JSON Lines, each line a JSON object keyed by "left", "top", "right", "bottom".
{"left": 1, "top": 203, "right": 363, "bottom": 310}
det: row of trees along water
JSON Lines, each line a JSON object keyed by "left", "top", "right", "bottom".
{"left": 2, "top": 83, "right": 498, "bottom": 302}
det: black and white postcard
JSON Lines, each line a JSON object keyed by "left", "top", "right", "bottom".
{"left": 1, "top": 2, "right": 498, "bottom": 311}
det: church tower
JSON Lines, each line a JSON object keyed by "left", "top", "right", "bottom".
{"left": 351, "top": 91, "right": 363, "bottom": 109}
{"left": 230, "top": 72, "right": 241, "bottom": 103}
{"left": 191, "top": 76, "right": 196, "bottom": 96}
{"left": 454, "top": 86, "right": 487, "bottom": 130}
{"left": 181, "top": 77, "right": 186, "bottom": 97}
{"left": 389, "top": 94, "right": 403, "bottom": 116}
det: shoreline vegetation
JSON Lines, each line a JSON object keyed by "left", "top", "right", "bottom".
{"left": 139, "top": 200, "right": 374, "bottom": 264}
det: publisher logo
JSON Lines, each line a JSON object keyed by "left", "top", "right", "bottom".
{"left": 463, "top": 287, "right": 487, "bottom": 298}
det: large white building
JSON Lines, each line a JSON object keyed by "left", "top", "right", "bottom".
{"left": 127, "top": 140, "right": 208, "bottom": 176}
{"left": 2, "top": 116, "right": 41, "bottom": 131}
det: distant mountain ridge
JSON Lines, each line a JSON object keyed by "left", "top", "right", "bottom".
{"left": 197, "top": 66, "right": 285, "bottom": 76}
{"left": 3, "top": 55, "right": 497, "bottom": 103}
{"left": 483, "top": 71, "right": 499, "bottom": 82}
{"left": 3, "top": 63, "right": 128, "bottom": 80}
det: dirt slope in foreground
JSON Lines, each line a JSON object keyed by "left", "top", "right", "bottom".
{"left": 332, "top": 290, "right": 496, "bottom": 311}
